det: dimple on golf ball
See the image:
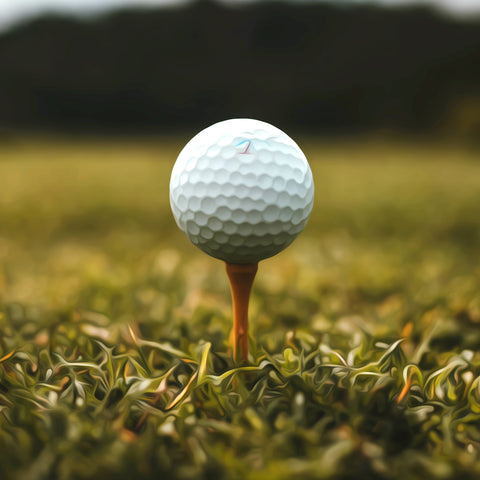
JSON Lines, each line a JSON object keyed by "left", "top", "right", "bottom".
{"left": 169, "top": 118, "right": 314, "bottom": 264}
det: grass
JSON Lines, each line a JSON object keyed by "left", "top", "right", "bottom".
{"left": 0, "top": 137, "right": 480, "bottom": 479}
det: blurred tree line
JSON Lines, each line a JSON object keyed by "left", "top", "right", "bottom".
{"left": 0, "top": 0, "right": 479, "bottom": 138}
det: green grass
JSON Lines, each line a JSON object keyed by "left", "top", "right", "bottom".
{"left": 1, "top": 137, "right": 480, "bottom": 479}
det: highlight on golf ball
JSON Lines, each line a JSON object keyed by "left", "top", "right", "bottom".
{"left": 169, "top": 118, "right": 314, "bottom": 264}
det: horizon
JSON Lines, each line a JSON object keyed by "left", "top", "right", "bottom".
{"left": 0, "top": 0, "right": 479, "bottom": 33}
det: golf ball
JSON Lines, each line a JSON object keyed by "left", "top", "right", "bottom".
{"left": 169, "top": 118, "right": 314, "bottom": 264}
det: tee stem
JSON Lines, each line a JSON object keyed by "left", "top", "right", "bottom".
{"left": 225, "top": 262, "right": 258, "bottom": 363}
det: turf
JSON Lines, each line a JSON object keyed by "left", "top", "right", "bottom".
{"left": 0, "top": 137, "right": 480, "bottom": 479}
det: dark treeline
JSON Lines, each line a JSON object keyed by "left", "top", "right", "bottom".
{"left": 0, "top": 0, "right": 479, "bottom": 136}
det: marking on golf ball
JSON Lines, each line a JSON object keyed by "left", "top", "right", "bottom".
{"left": 170, "top": 118, "right": 315, "bottom": 264}
{"left": 237, "top": 140, "right": 254, "bottom": 155}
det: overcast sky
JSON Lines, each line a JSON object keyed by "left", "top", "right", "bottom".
{"left": 0, "top": 0, "right": 479, "bottom": 32}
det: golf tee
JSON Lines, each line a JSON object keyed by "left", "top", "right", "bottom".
{"left": 225, "top": 262, "right": 258, "bottom": 363}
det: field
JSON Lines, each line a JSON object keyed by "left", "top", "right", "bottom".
{"left": 0, "top": 137, "right": 480, "bottom": 479}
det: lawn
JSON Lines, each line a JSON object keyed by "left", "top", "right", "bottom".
{"left": 0, "top": 137, "right": 479, "bottom": 479}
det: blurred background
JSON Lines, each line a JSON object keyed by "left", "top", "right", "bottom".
{"left": 0, "top": 0, "right": 479, "bottom": 313}
{"left": 0, "top": 0, "right": 479, "bottom": 141}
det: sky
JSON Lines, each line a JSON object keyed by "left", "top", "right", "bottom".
{"left": 0, "top": 0, "right": 479, "bottom": 32}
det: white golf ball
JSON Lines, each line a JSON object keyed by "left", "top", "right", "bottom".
{"left": 169, "top": 118, "right": 314, "bottom": 264}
